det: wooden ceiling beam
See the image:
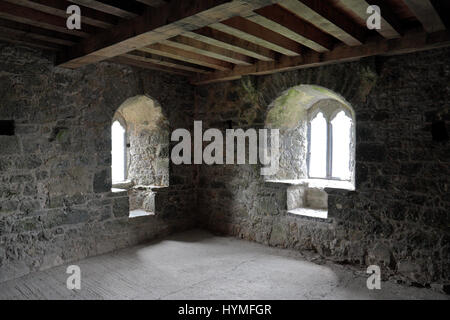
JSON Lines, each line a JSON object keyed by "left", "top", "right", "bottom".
{"left": 402, "top": 0, "right": 445, "bottom": 33}
{"left": 191, "top": 29, "right": 450, "bottom": 85}
{"left": 338, "top": 0, "right": 402, "bottom": 39}
{"left": 135, "top": 0, "right": 167, "bottom": 7}
{"left": 123, "top": 52, "right": 211, "bottom": 74}
{"left": 4, "top": 0, "right": 120, "bottom": 29}
{"left": 278, "top": 0, "right": 366, "bottom": 46}
{"left": 109, "top": 55, "right": 192, "bottom": 76}
{"left": 366, "top": 0, "right": 405, "bottom": 35}
{"left": 214, "top": 16, "right": 304, "bottom": 56}
{"left": 162, "top": 35, "right": 254, "bottom": 65}
{"left": 0, "top": 26, "right": 64, "bottom": 50}
{"left": 252, "top": 4, "right": 336, "bottom": 51}
{"left": 68, "top": 0, "right": 142, "bottom": 19}
{"left": 139, "top": 43, "right": 234, "bottom": 71}
{"left": 0, "top": 18, "right": 78, "bottom": 46}
{"left": 189, "top": 27, "right": 277, "bottom": 61}
{"left": 0, "top": 1, "right": 97, "bottom": 37}
{"left": 430, "top": 0, "right": 450, "bottom": 30}
{"left": 57, "top": 0, "right": 281, "bottom": 68}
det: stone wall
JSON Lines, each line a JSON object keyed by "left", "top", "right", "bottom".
{"left": 195, "top": 48, "right": 450, "bottom": 288}
{"left": 0, "top": 43, "right": 196, "bottom": 282}
{"left": 1, "top": 41, "right": 448, "bottom": 290}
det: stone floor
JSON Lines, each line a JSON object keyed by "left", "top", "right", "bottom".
{"left": 0, "top": 230, "right": 448, "bottom": 300}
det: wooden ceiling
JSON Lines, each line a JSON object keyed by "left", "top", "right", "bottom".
{"left": 0, "top": 0, "right": 449, "bottom": 85}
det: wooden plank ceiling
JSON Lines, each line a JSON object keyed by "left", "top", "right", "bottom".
{"left": 0, "top": 0, "right": 448, "bottom": 84}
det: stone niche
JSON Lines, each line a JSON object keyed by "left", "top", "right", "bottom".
{"left": 264, "top": 85, "right": 355, "bottom": 219}
{"left": 112, "top": 95, "right": 170, "bottom": 217}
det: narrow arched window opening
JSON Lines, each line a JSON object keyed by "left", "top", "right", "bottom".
{"left": 309, "top": 112, "right": 328, "bottom": 179}
{"left": 331, "top": 111, "right": 352, "bottom": 180}
{"left": 308, "top": 106, "right": 354, "bottom": 182}
{"left": 111, "top": 120, "right": 126, "bottom": 183}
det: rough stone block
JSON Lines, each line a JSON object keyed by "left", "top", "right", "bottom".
{"left": 286, "top": 186, "right": 305, "bottom": 210}
{"left": 356, "top": 143, "right": 386, "bottom": 162}
{"left": 113, "top": 197, "right": 129, "bottom": 218}
{"left": 0, "top": 136, "right": 20, "bottom": 154}
{"left": 93, "top": 169, "right": 110, "bottom": 193}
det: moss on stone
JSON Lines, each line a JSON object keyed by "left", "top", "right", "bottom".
{"left": 266, "top": 88, "right": 310, "bottom": 129}
{"left": 56, "top": 128, "right": 69, "bottom": 143}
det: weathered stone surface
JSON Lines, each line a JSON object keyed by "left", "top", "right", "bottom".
{"left": 113, "top": 197, "right": 129, "bottom": 218}
{"left": 287, "top": 186, "right": 304, "bottom": 210}
{"left": 0, "top": 136, "right": 20, "bottom": 154}
{"left": 0, "top": 42, "right": 196, "bottom": 283}
{"left": 93, "top": 169, "right": 110, "bottom": 193}
{"left": 196, "top": 48, "right": 450, "bottom": 288}
{"left": 1, "top": 41, "right": 448, "bottom": 291}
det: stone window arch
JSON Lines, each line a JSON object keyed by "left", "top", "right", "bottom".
{"left": 111, "top": 95, "right": 169, "bottom": 218}
{"left": 265, "top": 85, "right": 356, "bottom": 219}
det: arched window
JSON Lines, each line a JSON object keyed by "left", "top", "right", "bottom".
{"left": 265, "top": 86, "right": 355, "bottom": 219}
{"left": 111, "top": 95, "right": 169, "bottom": 218}
{"left": 308, "top": 105, "right": 353, "bottom": 181}
{"left": 111, "top": 120, "right": 126, "bottom": 183}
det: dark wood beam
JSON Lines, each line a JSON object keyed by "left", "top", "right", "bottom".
{"left": 253, "top": 4, "right": 336, "bottom": 51}
{"left": 135, "top": 0, "right": 167, "bottom": 7}
{"left": 58, "top": 0, "right": 280, "bottom": 68}
{"left": 430, "top": 0, "right": 450, "bottom": 30}
{"left": 124, "top": 52, "right": 211, "bottom": 74}
{"left": 0, "top": 1, "right": 98, "bottom": 37}
{"left": 279, "top": 0, "right": 366, "bottom": 46}
{"left": 0, "top": 18, "right": 78, "bottom": 46}
{"left": 402, "top": 0, "right": 445, "bottom": 33}
{"left": 5, "top": 0, "right": 120, "bottom": 29}
{"left": 139, "top": 43, "right": 234, "bottom": 71}
{"left": 192, "top": 30, "right": 450, "bottom": 85}
{"left": 162, "top": 35, "right": 254, "bottom": 65}
{"left": 338, "top": 0, "right": 402, "bottom": 39}
{"left": 109, "top": 55, "right": 192, "bottom": 76}
{"left": 0, "top": 26, "right": 64, "bottom": 50}
{"left": 68, "top": 0, "right": 143, "bottom": 19}
{"left": 216, "top": 16, "right": 304, "bottom": 55}
{"left": 189, "top": 27, "right": 277, "bottom": 61}
{"left": 366, "top": 0, "right": 405, "bottom": 35}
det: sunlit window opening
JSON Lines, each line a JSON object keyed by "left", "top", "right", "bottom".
{"left": 308, "top": 107, "right": 353, "bottom": 181}
{"left": 111, "top": 121, "right": 126, "bottom": 183}
{"left": 309, "top": 112, "right": 327, "bottom": 178}
{"left": 331, "top": 111, "right": 352, "bottom": 180}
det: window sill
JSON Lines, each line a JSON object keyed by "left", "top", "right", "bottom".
{"left": 110, "top": 188, "right": 128, "bottom": 196}
{"left": 132, "top": 184, "right": 169, "bottom": 191}
{"left": 266, "top": 178, "right": 354, "bottom": 191}
{"left": 129, "top": 209, "right": 154, "bottom": 219}
{"left": 287, "top": 208, "right": 330, "bottom": 222}
{"left": 112, "top": 180, "right": 133, "bottom": 190}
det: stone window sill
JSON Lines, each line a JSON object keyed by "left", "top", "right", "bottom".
{"left": 110, "top": 188, "right": 128, "bottom": 196}
{"left": 112, "top": 180, "right": 133, "bottom": 190}
{"left": 132, "top": 184, "right": 169, "bottom": 191}
{"left": 129, "top": 209, "right": 154, "bottom": 219}
{"left": 266, "top": 178, "right": 354, "bottom": 191}
{"left": 288, "top": 207, "right": 329, "bottom": 222}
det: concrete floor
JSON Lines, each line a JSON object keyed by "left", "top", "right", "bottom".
{"left": 0, "top": 230, "right": 448, "bottom": 300}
